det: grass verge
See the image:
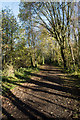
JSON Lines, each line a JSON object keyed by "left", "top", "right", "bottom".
{"left": 2, "top": 67, "right": 39, "bottom": 96}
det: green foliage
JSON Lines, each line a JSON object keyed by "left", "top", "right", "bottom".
{"left": 2, "top": 8, "right": 18, "bottom": 68}
{"left": 2, "top": 67, "right": 39, "bottom": 96}
{"left": 2, "top": 3, "right": 80, "bottom": 76}
{"left": 2, "top": 64, "right": 14, "bottom": 77}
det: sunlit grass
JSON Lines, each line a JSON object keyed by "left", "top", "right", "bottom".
{"left": 2, "top": 67, "right": 39, "bottom": 95}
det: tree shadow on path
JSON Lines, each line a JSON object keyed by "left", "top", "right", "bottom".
{"left": 2, "top": 65, "right": 80, "bottom": 119}
{"left": 2, "top": 86, "right": 59, "bottom": 120}
{"left": 15, "top": 72, "right": 80, "bottom": 100}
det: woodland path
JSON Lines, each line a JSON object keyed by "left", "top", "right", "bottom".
{"left": 2, "top": 65, "right": 80, "bottom": 120}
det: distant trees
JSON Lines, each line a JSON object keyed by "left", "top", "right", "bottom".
{"left": 2, "top": 8, "right": 18, "bottom": 68}
{"left": 19, "top": 2, "right": 39, "bottom": 67}
{"left": 19, "top": 2, "right": 79, "bottom": 70}
{"left": 2, "top": 2, "right": 80, "bottom": 72}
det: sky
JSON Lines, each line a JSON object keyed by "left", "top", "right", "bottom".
{"left": 1, "top": 1, "right": 20, "bottom": 20}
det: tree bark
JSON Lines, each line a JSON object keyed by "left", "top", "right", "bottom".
{"left": 30, "top": 56, "right": 34, "bottom": 67}
{"left": 42, "top": 56, "right": 45, "bottom": 65}
{"left": 60, "top": 46, "right": 67, "bottom": 69}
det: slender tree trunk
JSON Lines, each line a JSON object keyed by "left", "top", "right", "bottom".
{"left": 67, "top": 4, "right": 75, "bottom": 70}
{"left": 42, "top": 56, "right": 45, "bottom": 65}
{"left": 68, "top": 22, "right": 75, "bottom": 69}
{"left": 60, "top": 46, "right": 67, "bottom": 69}
{"left": 30, "top": 56, "right": 34, "bottom": 67}
{"left": 34, "top": 53, "right": 38, "bottom": 67}
{"left": 69, "top": 41, "right": 75, "bottom": 67}
{"left": 35, "top": 60, "right": 37, "bottom": 67}
{"left": 78, "top": 31, "right": 80, "bottom": 67}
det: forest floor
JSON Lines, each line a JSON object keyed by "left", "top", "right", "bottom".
{"left": 2, "top": 65, "right": 80, "bottom": 120}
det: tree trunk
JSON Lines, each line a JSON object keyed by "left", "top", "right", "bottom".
{"left": 31, "top": 56, "right": 34, "bottom": 67}
{"left": 67, "top": 3, "right": 76, "bottom": 70}
{"left": 35, "top": 60, "right": 37, "bottom": 67}
{"left": 69, "top": 41, "right": 75, "bottom": 68}
{"left": 78, "top": 31, "right": 80, "bottom": 67}
{"left": 60, "top": 46, "right": 67, "bottom": 69}
{"left": 42, "top": 56, "right": 45, "bottom": 65}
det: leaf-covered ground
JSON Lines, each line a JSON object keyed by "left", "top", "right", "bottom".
{"left": 2, "top": 65, "right": 80, "bottom": 120}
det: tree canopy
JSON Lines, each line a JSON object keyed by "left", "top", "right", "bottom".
{"left": 2, "top": 2, "right": 80, "bottom": 72}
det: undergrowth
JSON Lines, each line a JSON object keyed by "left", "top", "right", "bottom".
{"left": 2, "top": 67, "right": 39, "bottom": 96}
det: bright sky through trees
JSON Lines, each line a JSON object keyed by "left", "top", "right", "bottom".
{"left": 1, "top": 1, "right": 20, "bottom": 20}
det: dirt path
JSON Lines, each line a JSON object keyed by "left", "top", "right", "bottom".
{"left": 2, "top": 65, "right": 80, "bottom": 120}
